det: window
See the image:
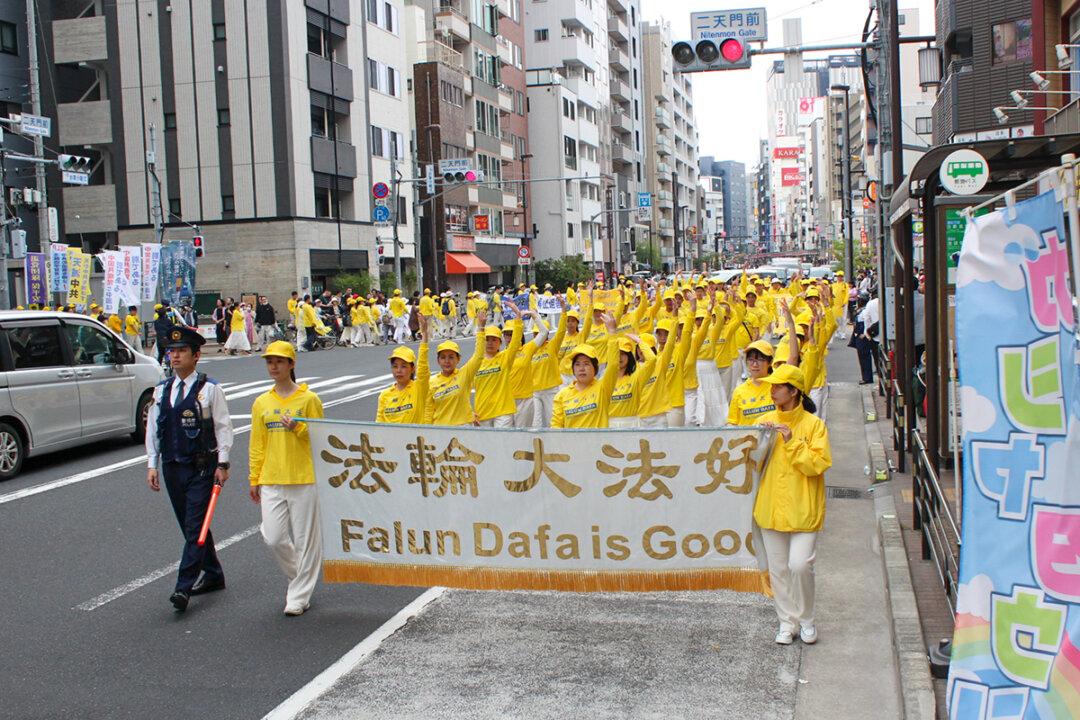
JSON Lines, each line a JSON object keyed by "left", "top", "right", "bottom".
{"left": 63, "top": 323, "right": 117, "bottom": 366}
{"left": 169, "top": 198, "right": 181, "bottom": 216}
{"left": 915, "top": 116, "right": 932, "bottom": 135}
{"left": 383, "top": 2, "right": 397, "bottom": 33}
{"left": 386, "top": 66, "right": 399, "bottom": 96}
{"left": 991, "top": 19, "right": 1032, "bottom": 64}
{"left": 567, "top": 223, "right": 574, "bottom": 238}
{"left": 307, "top": 24, "right": 329, "bottom": 58}
{"left": 371, "top": 125, "right": 385, "bottom": 157}
{"left": 367, "top": 0, "right": 379, "bottom": 21}
{"left": 389, "top": 130, "right": 404, "bottom": 160}
{"left": 217, "top": 108, "right": 230, "bottom": 126}
{"left": 213, "top": 22, "right": 226, "bottom": 41}
{"left": 164, "top": 113, "right": 177, "bottom": 130}
{"left": 314, "top": 187, "right": 333, "bottom": 217}
{"left": 222, "top": 195, "right": 235, "bottom": 213}
{"left": 0, "top": 21, "right": 16, "bottom": 55}
{"left": 535, "top": 28, "right": 548, "bottom": 42}
{"left": 5, "top": 326, "right": 64, "bottom": 369}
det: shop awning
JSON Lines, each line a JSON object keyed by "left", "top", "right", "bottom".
{"left": 445, "top": 251, "right": 491, "bottom": 274}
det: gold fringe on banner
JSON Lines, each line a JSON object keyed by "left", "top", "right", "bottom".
{"left": 323, "top": 560, "right": 769, "bottom": 594}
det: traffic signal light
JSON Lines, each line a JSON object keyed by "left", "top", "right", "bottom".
{"left": 671, "top": 38, "right": 751, "bottom": 73}
{"left": 442, "top": 166, "right": 481, "bottom": 185}
{"left": 58, "top": 154, "right": 92, "bottom": 172}
{"left": 193, "top": 235, "right": 205, "bottom": 258}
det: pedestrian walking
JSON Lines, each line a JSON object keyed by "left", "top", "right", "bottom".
{"left": 756, "top": 364, "right": 831, "bottom": 646}
{"left": 255, "top": 295, "right": 277, "bottom": 349}
{"left": 224, "top": 302, "right": 252, "bottom": 355}
{"left": 212, "top": 299, "right": 228, "bottom": 348}
{"left": 145, "top": 326, "right": 233, "bottom": 612}
{"left": 249, "top": 341, "right": 325, "bottom": 616}
{"left": 124, "top": 305, "right": 142, "bottom": 350}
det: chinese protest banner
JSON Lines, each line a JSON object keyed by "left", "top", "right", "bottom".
{"left": 141, "top": 243, "right": 161, "bottom": 302}
{"left": 949, "top": 188, "right": 1080, "bottom": 717}
{"left": 119, "top": 245, "right": 142, "bottom": 307}
{"left": 536, "top": 295, "right": 562, "bottom": 315}
{"left": 67, "top": 248, "right": 91, "bottom": 305}
{"left": 48, "top": 243, "right": 69, "bottom": 294}
{"left": 100, "top": 250, "right": 123, "bottom": 313}
{"left": 310, "top": 422, "right": 773, "bottom": 592}
{"left": 159, "top": 241, "right": 196, "bottom": 305}
{"left": 24, "top": 253, "right": 47, "bottom": 306}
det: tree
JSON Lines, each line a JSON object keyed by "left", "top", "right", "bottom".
{"left": 328, "top": 271, "right": 372, "bottom": 296}
{"left": 379, "top": 269, "right": 418, "bottom": 295}
{"left": 830, "top": 239, "right": 875, "bottom": 272}
{"left": 635, "top": 243, "right": 660, "bottom": 270}
{"left": 534, "top": 254, "right": 591, "bottom": 290}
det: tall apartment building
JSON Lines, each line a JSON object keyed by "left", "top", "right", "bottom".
{"left": 699, "top": 158, "right": 748, "bottom": 253}
{"left": 48, "top": 0, "right": 415, "bottom": 308}
{"left": 409, "top": 0, "right": 529, "bottom": 293}
{"left": 641, "top": 20, "right": 699, "bottom": 271}
{"left": 523, "top": 0, "right": 644, "bottom": 276}
{"left": 698, "top": 174, "right": 724, "bottom": 256}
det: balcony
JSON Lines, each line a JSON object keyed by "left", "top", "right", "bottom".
{"left": 52, "top": 16, "right": 108, "bottom": 64}
{"left": 607, "top": 0, "right": 629, "bottom": 15}
{"left": 654, "top": 106, "right": 671, "bottom": 129}
{"left": 609, "top": 77, "right": 630, "bottom": 102}
{"left": 496, "top": 36, "right": 513, "bottom": 66}
{"left": 307, "top": 55, "right": 354, "bottom": 101}
{"left": 57, "top": 101, "right": 112, "bottom": 146}
{"left": 500, "top": 138, "right": 515, "bottom": 161}
{"left": 417, "top": 40, "right": 464, "bottom": 72}
{"left": 497, "top": 83, "right": 513, "bottom": 113}
{"left": 611, "top": 142, "right": 635, "bottom": 166}
{"left": 657, "top": 161, "right": 673, "bottom": 176}
{"left": 494, "top": 0, "right": 511, "bottom": 17}
{"left": 562, "top": 36, "right": 597, "bottom": 71}
{"left": 435, "top": 5, "right": 471, "bottom": 43}
{"left": 611, "top": 110, "right": 633, "bottom": 135}
{"left": 64, "top": 185, "right": 117, "bottom": 233}
{"left": 607, "top": 15, "right": 628, "bottom": 43}
{"left": 310, "top": 137, "right": 358, "bottom": 177}
{"left": 656, "top": 134, "right": 672, "bottom": 156}
{"left": 608, "top": 46, "right": 629, "bottom": 73}
{"left": 657, "top": 190, "right": 673, "bottom": 208}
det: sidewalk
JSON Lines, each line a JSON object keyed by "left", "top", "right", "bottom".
{"left": 283, "top": 348, "right": 902, "bottom": 720}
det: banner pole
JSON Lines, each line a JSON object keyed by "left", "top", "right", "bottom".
{"left": 1061, "top": 154, "right": 1080, "bottom": 348}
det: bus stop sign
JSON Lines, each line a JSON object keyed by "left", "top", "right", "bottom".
{"left": 939, "top": 149, "right": 989, "bottom": 195}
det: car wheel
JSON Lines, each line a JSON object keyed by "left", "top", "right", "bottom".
{"left": 0, "top": 422, "right": 25, "bottom": 480}
{"left": 133, "top": 392, "right": 153, "bottom": 442}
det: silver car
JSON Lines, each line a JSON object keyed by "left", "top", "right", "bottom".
{"left": 0, "top": 310, "right": 164, "bottom": 479}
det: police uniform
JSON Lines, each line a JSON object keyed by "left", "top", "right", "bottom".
{"left": 145, "top": 326, "right": 234, "bottom": 611}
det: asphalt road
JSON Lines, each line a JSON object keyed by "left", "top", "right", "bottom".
{"left": 0, "top": 337, "right": 455, "bottom": 720}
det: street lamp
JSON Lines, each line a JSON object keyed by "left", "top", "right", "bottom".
{"left": 830, "top": 83, "right": 854, "bottom": 279}
{"left": 518, "top": 152, "right": 533, "bottom": 285}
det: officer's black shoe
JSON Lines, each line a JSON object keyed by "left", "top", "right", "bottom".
{"left": 170, "top": 590, "right": 190, "bottom": 611}
{"left": 190, "top": 576, "right": 226, "bottom": 596}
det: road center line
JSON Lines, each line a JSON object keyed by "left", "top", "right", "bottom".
{"left": 260, "top": 587, "right": 446, "bottom": 720}
{"left": 74, "top": 525, "right": 260, "bottom": 611}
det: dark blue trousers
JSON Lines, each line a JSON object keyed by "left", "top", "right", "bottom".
{"left": 162, "top": 461, "right": 224, "bottom": 593}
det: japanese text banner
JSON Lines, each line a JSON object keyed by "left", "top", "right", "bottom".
{"left": 310, "top": 422, "right": 773, "bottom": 593}
{"left": 949, "top": 188, "right": 1080, "bottom": 718}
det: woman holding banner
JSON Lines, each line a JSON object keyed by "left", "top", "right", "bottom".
{"left": 249, "top": 341, "right": 325, "bottom": 616}
{"left": 755, "top": 364, "right": 831, "bottom": 646}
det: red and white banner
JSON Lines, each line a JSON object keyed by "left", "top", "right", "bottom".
{"left": 781, "top": 167, "right": 802, "bottom": 187}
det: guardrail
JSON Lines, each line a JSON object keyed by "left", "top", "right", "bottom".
{"left": 890, "top": 379, "right": 906, "bottom": 472}
{"left": 911, "top": 430, "right": 961, "bottom": 615}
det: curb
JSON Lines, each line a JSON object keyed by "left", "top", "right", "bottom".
{"left": 862, "top": 386, "right": 936, "bottom": 720}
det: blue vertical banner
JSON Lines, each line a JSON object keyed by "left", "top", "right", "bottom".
{"left": 949, "top": 188, "right": 1080, "bottom": 717}
{"left": 48, "top": 243, "right": 69, "bottom": 294}
{"left": 24, "top": 253, "right": 47, "bottom": 306}
{"left": 159, "top": 241, "right": 196, "bottom": 305}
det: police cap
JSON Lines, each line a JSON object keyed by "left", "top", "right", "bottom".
{"left": 165, "top": 325, "right": 206, "bottom": 350}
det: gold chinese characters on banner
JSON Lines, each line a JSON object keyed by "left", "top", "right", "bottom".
{"left": 309, "top": 422, "right": 774, "bottom": 593}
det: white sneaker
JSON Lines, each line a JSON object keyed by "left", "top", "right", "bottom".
{"left": 284, "top": 604, "right": 306, "bottom": 616}
{"left": 800, "top": 625, "right": 818, "bottom": 644}
{"left": 775, "top": 628, "right": 795, "bottom": 645}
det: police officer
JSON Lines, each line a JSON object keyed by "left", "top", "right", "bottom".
{"left": 145, "top": 326, "right": 234, "bottom": 612}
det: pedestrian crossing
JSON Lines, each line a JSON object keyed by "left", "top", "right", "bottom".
{"left": 218, "top": 374, "right": 392, "bottom": 405}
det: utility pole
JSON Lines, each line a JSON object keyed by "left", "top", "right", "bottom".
{"left": 26, "top": 0, "right": 47, "bottom": 248}
{"left": 0, "top": 151, "right": 9, "bottom": 309}
{"left": 832, "top": 84, "right": 854, "bottom": 279}
{"left": 390, "top": 155, "right": 403, "bottom": 289}
{"left": 148, "top": 124, "right": 165, "bottom": 245}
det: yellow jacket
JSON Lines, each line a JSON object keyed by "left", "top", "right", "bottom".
{"left": 287, "top": 298, "right": 298, "bottom": 317}
{"left": 551, "top": 341, "right": 621, "bottom": 428}
{"left": 680, "top": 313, "right": 712, "bottom": 391}
{"left": 376, "top": 343, "right": 430, "bottom": 423}
{"left": 230, "top": 309, "right": 246, "bottom": 332}
{"left": 474, "top": 323, "right": 522, "bottom": 420}
{"left": 125, "top": 314, "right": 141, "bottom": 335}
{"left": 609, "top": 344, "right": 658, "bottom": 418}
{"left": 420, "top": 295, "right": 437, "bottom": 317}
{"left": 426, "top": 333, "right": 484, "bottom": 426}
{"left": 301, "top": 303, "right": 318, "bottom": 328}
{"left": 753, "top": 405, "right": 832, "bottom": 533}
{"left": 531, "top": 314, "right": 567, "bottom": 392}
{"left": 249, "top": 384, "right": 325, "bottom": 486}
{"left": 637, "top": 321, "right": 680, "bottom": 418}
{"left": 389, "top": 296, "right": 407, "bottom": 318}
{"left": 107, "top": 314, "right": 123, "bottom": 334}
{"left": 663, "top": 317, "right": 695, "bottom": 409}
{"left": 727, "top": 379, "right": 775, "bottom": 425}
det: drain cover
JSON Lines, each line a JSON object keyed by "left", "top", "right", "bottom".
{"left": 826, "top": 485, "right": 869, "bottom": 500}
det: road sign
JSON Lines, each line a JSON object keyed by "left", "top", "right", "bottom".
{"left": 20, "top": 113, "right": 51, "bottom": 137}
{"left": 517, "top": 245, "right": 531, "bottom": 259}
{"left": 691, "top": 8, "right": 767, "bottom": 44}
{"left": 439, "top": 158, "right": 470, "bottom": 175}
{"left": 373, "top": 205, "right": 392, "bottom": 223}
{"left": 637, "top": 192, "right": 652, "bottom": 208}
{"left": 517, "top": 256, "right": 531, "bottom": 266}
{"left": 62, "top": 171, "right": 89, "bottom": 186}
{"left": 939, "top": 149, "right": 989, "bottom": 195}
{"left": 372, "top": 182, "right": 390, "bottom": 199}
{"left": 425, "top": 165, "right": 435, "bottom": 195}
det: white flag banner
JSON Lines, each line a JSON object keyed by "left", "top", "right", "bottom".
{"left": 48, "top": 243, "right": 69, "bottom": 294}
{"left": 120, "top": 245, "right": 142, "bottom": 307}
{"left": 100, "top": 250, "right": 124, "bottom": 314}
{"left": 308, "top": 421, "right": 774, "bottom": 592}
{"left": 535, "top": 295, "right": 562, "bottom": 315}
{"left": 141, "top": 243, "right": 162, "bottom": 302}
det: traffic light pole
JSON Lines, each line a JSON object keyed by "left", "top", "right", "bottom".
{"left": 26, "top": 0, "right": 47, "bottom": 248}
{"left": 0, "top": 151, "right": 9, "bottom": 309}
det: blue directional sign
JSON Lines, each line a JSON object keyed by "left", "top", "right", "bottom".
{"left": 373, "top": 205, "right": 391, "bottom": 223}
{"left": 637, "top": 192, "right": 652, "bottom": 208}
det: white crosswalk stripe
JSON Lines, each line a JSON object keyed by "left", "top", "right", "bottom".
{"left": 316, "top": 374, "right": 392, "bottom": 395}
{"left": 223, "top": 377, "right": 318, "bottom": 401}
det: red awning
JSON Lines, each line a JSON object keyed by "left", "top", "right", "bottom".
{"left": 445, "top": 251, "right": 491, "bottom": 274}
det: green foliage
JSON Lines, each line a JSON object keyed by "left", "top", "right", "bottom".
{"left": 830, "top": 238, "right": 876, "bottom": 272}
{"left": 327, "top": 271, "right": 372, "bottom": 296}
{"left": 379, "top": 269, "right": 418, "bottom": 295}
{"left": 635, "top": 243, "right": 661, "bottom": 270}
{"left": 534, "top": 254, "right": 591, "bottom": 290}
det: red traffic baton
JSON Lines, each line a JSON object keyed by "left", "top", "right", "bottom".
{"left": 197, "top": 484, "right": 223, "bottom": 547}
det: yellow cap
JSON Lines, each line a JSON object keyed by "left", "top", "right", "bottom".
{"left": 762, "top": 363, "right": 807, "bottom": 393}
{"left": 694, "top": 308, "right": 708, "bottom": 319}
{"left": 393, "top": 289, "right": 402, "bottom": 296}
{"left": 806, "top": 288, "right": 821, "bottom": 298}
{"left": 566, "top": 310, "right": 581, "bottom": 321}
{"left": 262, "top": 340, "right": 297, "bottom": 361}
{"left": 502, "top": 320, "right": 520, "bottom": 333}
{"left": 639, "top": 333, "right": 657, "bottom": 349}
{"left": 695, "top": 281, "right": 707, "bottom": 289}
{"left": 15, "top": 305, "right": 23, "bottom": 310}
{"left": 662, "top": 289, "right": 676, "bottom": 301}
{"left": 437, "top": 340, "right": 461, "bottom": 355}
{"left": 389, "top": 346, "right": 416, "bottom": 364}
{"left": 745, "top": 339, "right": 775, "bottom": 358}
{"left": 424, "top": 288, "right": 432, "bottom": 295}
{"left": 592, "top": 302, "right": 607, "bottom": 312}
{"left": 773, "top": 340, "right": 792, "bottom": 365}
{"left": 154, "top": 303, "right": 163, "bottom": 310}
{"left": 570, "top": 343, "right": 598, "bottom": 361}
{"left": 90, "top": 303, "right": 100, "bottom": 309}
{"left": 743, "top": 289, "right": 758, "bottom": 298}
{"left": 483, "top": 326, "right": 502, "bottom": 339}
{"left": 656, "top": 318, "right": 675, "bottom": 334}
{"left": 617, "top": 337, "right": 635, "bottom": 353}
{"left": 796, "top": 311, "right": 813, "bottom": 327}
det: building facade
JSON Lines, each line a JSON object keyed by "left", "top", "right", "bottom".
{"left": 699, "top": 157, "right": 748, "bottom": 254}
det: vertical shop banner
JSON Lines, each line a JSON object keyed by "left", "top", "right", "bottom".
{"left": 950, "top": 188, "right": 1080, "bottom": 718}
{"left": 48, "top": 243, "right": 69, "bottom": 294}
{"left": 24, "top": 253, "right": 48, "bottom": 306}
{"left": 141, "top": 243, "right": 161, "bottom": 301}
{"left": 100, "top": 250, "right": 123, "bottom": 314}
{"left": 67, "top": 249, "right": 91, "bottom": 306}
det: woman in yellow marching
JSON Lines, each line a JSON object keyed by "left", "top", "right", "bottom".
{"left": 425, "top": 311, "right": 486, "bottom": 426}
{"left": 551, "top": 313, "right": 621, "bottom": 428}
{"left": 473, "top": 302, "right": 523, "bottom": 427}
{"left": 376, "top": 316, "right": 430, "bottom": 423}
{"left": 248, "top": 341, "right": 325, "bottom": 616}
{"left": 756, "top": 364, "right": 831, "bottom": 645}
{"left": 728, "top": 299, "right": 799, "bottom": 426}
{"left": 607, "top": 332, "right": 657, "bottom": 429}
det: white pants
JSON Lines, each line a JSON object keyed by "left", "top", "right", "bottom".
{"left": 810, "top": 385, "right": 828, "bottom": 422}
{"left": 682, "top": 390, "right": 699, "bottom": 427}
{"left": 695, "top": 360, "right": 728, "bottom": 426}
{"left": 666, "top": 406, "right": 685, "bottom": 428}
{"left": 393, "top": 316, "right": 410, "bottom": 343}
{"left": 259, "top": 483, "right": 322, "bottom": 610}
{"left": 640, "top": 412, "right": 668, "bottom": 428}
{"left": 718, "top": 365, "right": 735, "bottom": 397}
{"left": 513, "top": 397, "right": 536, "bottom": 428}
{"left": 728, "top": 356, "right": 747, "bottom": 396}
{"left": 257, "top": 324, "right": 276, "bottom": 349}
{"left": 609, "top": 415, "right": 639, "bottom": 429}
{"left": 295, "top": 323, "right": 307, "bottom": 351}
{"left": 478, "top": 413, "right": 513, "bottom": 428}
{"left": 465, "top": 318, "right": 476, "bottom": 336}
{"left": 534, "top": 386, "right": 559, "bottom": 427}
{"left": 760, "top": 528, "right": 818, "bottom": 632}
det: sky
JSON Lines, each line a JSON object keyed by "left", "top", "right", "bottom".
{"left": 637, "top": 0, "right": 936, "bottom": 168}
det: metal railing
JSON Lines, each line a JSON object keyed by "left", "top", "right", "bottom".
{"left": 890, "top": 379, "right": 906, "bottom": 471}
{"left": 911, "top": 430, "right": 961, "bottom": 615}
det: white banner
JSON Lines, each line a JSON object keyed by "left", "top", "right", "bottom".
{"left": 141, "top": 243, "right": 162, "bottom": 302}
{"left": 310, "top": 422, "right": 774, "bottom": 592}
{"left": 48, "top": 243, "right": 69, "bottom": 294}
{"left": 120, "top": 245, "right": 142, "bottom": 307}
{"left": 100, "top": 250, "right": 123, "bottom": 314}
{"left": 536, "top": 295, "right": 562, "bottom": 315}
